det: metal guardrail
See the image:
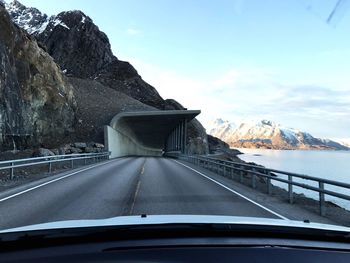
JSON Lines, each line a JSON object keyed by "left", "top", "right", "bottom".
{"left": 170, "top": 153, "right": 350, "bottom": 216}
{"left": 0, "top": 152, "right": 110, "bottom": 180}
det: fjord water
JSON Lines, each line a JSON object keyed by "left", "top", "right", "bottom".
{"left": 237, "top": 149, "right": 350, "bottom": 210}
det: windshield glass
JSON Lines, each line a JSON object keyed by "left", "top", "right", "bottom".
{"left": 0, "top": 0, "right": 349, "bottom": 231}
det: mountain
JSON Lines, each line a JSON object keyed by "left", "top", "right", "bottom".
{"left": 0, "top": 1, "right": 76, "bottom": 150}
{"left": 331, "top": 139, "right": 350, "bottom": 148}
{"left": 0, "top": 1, "right": 209, "bottom": 154}
{"left": 5, "top": 0, "right": 49, "bottom": 35}
{"left": 209, "top": 118, "right": 236, "bottom": 143}
{"left": 5, "top": 0, "right": 165, "bottom": 109}
{"left": 208, "top": 119, "right": 349, "bottom": 150}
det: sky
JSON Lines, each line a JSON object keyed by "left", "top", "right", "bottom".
{"left": 10, "top": 0, "right": 350, "bottom": 139}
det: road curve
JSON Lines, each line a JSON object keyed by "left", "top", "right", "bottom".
{"left": 0, "top": 157, "right": 280, "bottom": 230}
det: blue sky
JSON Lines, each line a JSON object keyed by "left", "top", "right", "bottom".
{"left": 12, "top": 0, "right": 350, "bottom": 139}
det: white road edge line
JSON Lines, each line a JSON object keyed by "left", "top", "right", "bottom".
{"left": 0, "top": 159, "right": 119, "bottom": 203}
{"left": 172, "top": 159, "right": 289, "bottom": 220}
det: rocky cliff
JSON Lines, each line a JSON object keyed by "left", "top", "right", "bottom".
{"left": 6, "top": 1, "right": 165, "bottom": 109}
{"left": 0, "top": 2, "right": 76, "bottom": 151}
{"left": 1, "top": 1, "right": 209, "bottom": 154}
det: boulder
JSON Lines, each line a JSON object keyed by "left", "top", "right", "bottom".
{"left": 73, "top": 142, "right": 87, "bottom": 149}
{"left": 84, "top": 147, "right": 95, "bottom": 153}
{"left": 70, "top": 147, "right": 83, "bottom": 153}
{"left": 58, "top": 147, "right": 66, "bottom": 155}
{"left": 94, "top": 143, "right": 104, "bottom": 148}
{"left": 50, "top": 148, "right": 60, "bottom": 155}
{"left": 32, "top": 148, "right": 55, "bottom": 157}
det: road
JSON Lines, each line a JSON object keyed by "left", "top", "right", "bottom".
{"left": 0, "top": 157, "right": 283, "bottom": 230}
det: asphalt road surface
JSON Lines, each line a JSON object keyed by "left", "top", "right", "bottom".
{"left": 0, "top": 157, "right": 282, "bottom": 230}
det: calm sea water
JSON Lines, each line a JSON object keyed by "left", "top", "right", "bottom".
{"left": 237, "top": 148, "right": 350, "bottom": 210}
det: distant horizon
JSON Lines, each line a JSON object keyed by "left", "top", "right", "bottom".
{"left": 6, "top": 0, "right": 350, "bottom": 139}
{"left": 206, "top": 117, "right": 350, "bottom": 142}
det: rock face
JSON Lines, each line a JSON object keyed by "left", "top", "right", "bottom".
{"left": 69, "top": 77, "right": 155, "bottom": 144}
{"left": 209, "top": 119, "right": 349, "bottom": 150}
{"left": 6, "top": 1, "right": 114, "bottom": 78}
{"left": 6, "top": 1, "right": 165, "bottom": 109}
{"left": 94, "top": 60, "right": 166, "bottom": 109}
{"left": 0, "top": 4, "right": 76, "bottom": 151}
{"left": 207, "top": 135, "right": 242, "bottom": 161}
{"left": 5, "top": 0, "right": 49, "bottom": 35}
{"left": 37, "top": 10, "right": 115, "bottom": 79}
{"left": 2, "top": 1, "right": 209, "bottom": 154}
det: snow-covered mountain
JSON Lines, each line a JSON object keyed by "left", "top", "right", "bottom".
{"left": 4, "top": 1, "right": 89, "bottom": 38}
{"left": 4, "top": 0, "right": 116, "bottom": 79}
{"left": 208, "top": 119, "right": 349, "bottom": 150}
{"left": 209, "top": 119, "right": 236, "bottom": 143}
{"left": 5, "top": 0, "right": 49, "bottom": 35}
{"left": 331, "top": 139, "right": 350, "bottom": 148}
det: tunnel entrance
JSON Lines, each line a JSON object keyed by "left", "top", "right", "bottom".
{"left": 104, "top": 110, "right": 200, "bottom": 158}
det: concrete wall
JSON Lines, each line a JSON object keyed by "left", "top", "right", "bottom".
{"left": 104, "top": 125, "right": 163, "bottom": 158}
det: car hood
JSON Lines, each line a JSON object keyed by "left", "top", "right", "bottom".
{"left": 0, "top": 215, "right": 349, "bottom": 234}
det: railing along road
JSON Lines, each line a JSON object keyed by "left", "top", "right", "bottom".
{"left": 169, "top": 153, "right": 350, "bottom": 216}
{"left": 0, "top": 152, "right": 110, "bottom": 180}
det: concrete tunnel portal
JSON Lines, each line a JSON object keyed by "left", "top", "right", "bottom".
{"left": 104, "top": 110, "right": 200, "bottom": 158}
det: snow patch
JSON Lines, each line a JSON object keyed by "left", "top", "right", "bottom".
{"left": 5, "top": 0, "right": 50, "bottom": 35}
{"left": 52, "top": 16, "right": 70, "bottom": 30}
{"left": 331, "top": 138, "right": 350, "bottom": 148}
{"left": 36, "top": 18, "right": 49, "bottom": 34}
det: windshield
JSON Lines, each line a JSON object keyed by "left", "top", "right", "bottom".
{"left": 0, "top": 0, "right": 349, "bottom": 231}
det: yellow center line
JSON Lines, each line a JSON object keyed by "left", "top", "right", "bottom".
{"left": 130, "top": 181, "right": 141, "bottom": 214}
{"left": 140, "top": 159, "right": 146, "bottom": 174}
{"left": 130, "top": 159, "right": 146, "bottom": 214}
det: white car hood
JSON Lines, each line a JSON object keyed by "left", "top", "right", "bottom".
{"left": 0, "top": 215, "right": 349, "bottom": 234}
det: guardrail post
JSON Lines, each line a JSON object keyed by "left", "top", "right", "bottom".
{"left": 240, "top": 166, "right": 243, "bottom": 183}
{"left": 267, "top": 171, "right": 272, "bottom": 194}
{"left": 223, "top": 166, "right": 226, "bottom": 177}
{"left": 288, "top": 175, "right": 293, "bottom": 204}
{"left": 251, "top": 168, "right": 256, "bottom": 189}
{"left": 10, "top": 162, "right": 14, "bottom": 180}
{"left": 84, "top": 157, "right": 87, "bottom": 165}
{"left": 71, "top": 159, "right": 74, "bottom": 168}
{"left": 48, "top": 161, "right": 52, "bottom": 173}
{"left": 319, "top": 182, "right": 326, "bottom": 216}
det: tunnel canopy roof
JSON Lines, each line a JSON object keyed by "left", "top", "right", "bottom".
{"left": 110, "top": 110, "right": 200, "bottom": 149}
